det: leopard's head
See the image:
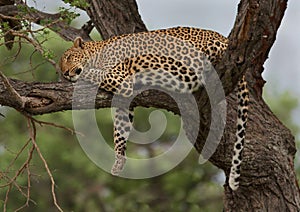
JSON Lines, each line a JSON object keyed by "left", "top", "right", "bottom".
{"left": 60, "top": 37, "right": 88, "bottom": 82}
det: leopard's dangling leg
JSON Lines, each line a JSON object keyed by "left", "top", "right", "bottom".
{"left": 111, "top": 107, "right": 134, "bottom": 175}
{"left": 229, "top": 75, "right": 249, "bottom": 190}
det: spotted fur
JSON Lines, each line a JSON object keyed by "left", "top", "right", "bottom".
{"left": 60, "top": 27, "right": 249, "bottom": 190}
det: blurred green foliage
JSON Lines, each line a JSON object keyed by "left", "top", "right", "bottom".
{"left": 0, "top": 33, "right": 223, "bottom": 211}
{"left": 264, "top": 90, "right": 300, "bottom": 137}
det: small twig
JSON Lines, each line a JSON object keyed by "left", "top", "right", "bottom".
{"left": 0, "top": 13, "right": 22, "bottom": 21}
{"left": 27, "top": 118, "right": 63, "bottom": 212}
{"left": 1, "top": 172, "right": 29, "bottom": 199}
{"left": 0, "top": 142, "right": 36, "bottom": 209}
{"left": 10, "top": 32, "right": 57, "bottom": 68}
{"left": 14, "top": 146, "right": 35, "bottom": 212}
{"left": 6, "top": 139, "right": 31, "bottom": 172}
{"left": 3, "top": 184, "right": 12, "bottom": 212}
{"left": 26, "top": 114, "right": 85, "bottom": 137}
{"left": 0, "top": 37, "right": 22, "bottom": 67}
{"left": 0, "top": 144, "right": 34, "bottom": 189}
{"left": 26, "top": 158, "right": 31, "bottom": 205}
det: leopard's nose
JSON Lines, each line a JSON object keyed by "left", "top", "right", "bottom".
{"left": 75, "top": 68, "right": 82, "bottom": 75}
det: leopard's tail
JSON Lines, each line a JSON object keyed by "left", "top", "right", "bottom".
{"left": 229, "top": 75, "right": 249, "bottom": 190}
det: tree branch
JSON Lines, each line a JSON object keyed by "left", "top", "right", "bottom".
{"left": 0, "top": 4, "right": 92, "bottom": 41}
{"left": 0, "top": 71, "right": 26, "bottom": 108}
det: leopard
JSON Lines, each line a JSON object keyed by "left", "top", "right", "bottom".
{"left": 59, "top": 26, "right": 249, "bottom": 191}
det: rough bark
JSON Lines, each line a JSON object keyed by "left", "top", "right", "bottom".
{"left": 0, "top": 0, "right": 299, "bottom": 211}
{"left": 85, "top": 0, "right": 147, "bottom": 39}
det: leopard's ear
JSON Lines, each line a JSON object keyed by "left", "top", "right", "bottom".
{"left": 73, "top": 37, "right": 84, "bottom": 49}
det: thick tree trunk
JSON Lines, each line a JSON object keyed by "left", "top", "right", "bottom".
{"left": 0, "top": 0, "right": 299, "bottom": 210}
{"left": 222, "top": 93, "right": 300, "bottom": 211}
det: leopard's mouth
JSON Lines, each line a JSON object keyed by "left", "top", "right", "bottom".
{"left": 64, "top": 74, "right": 79, "bottom": 82}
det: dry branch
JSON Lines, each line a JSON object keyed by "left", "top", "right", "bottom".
{"left": 0, "top": 3, "right": 91, "bottom": 41}
{"left": 27, "top": 118, "right": 63, "bottom": 212}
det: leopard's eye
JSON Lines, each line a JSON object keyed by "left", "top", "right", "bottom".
{"left": 75, "top": 68, "right": 82, "bottom": 75}
{"left": 63, "top": 70, "right": 70, "bottom": 76}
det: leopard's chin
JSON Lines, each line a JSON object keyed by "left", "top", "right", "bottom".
{"left": 70, "top": 75, "right": 80, "bottom": 82}
{"left": 63, "top": 75, "right": 80, "bottom": 82}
